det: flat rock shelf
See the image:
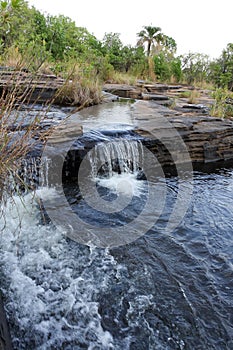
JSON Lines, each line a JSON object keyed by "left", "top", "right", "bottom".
{"left": 133, "top": 100, "right": 233, "bottom": 168}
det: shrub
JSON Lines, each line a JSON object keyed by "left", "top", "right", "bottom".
{"left": 153, "top": 53, "right": 182, "bottom": 82}
{"left": 210, "top": 88, "right": 233, "bottom": 118}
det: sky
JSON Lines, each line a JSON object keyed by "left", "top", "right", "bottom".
{"left": 28, "top": 0, "right": 233, "bottom": 59}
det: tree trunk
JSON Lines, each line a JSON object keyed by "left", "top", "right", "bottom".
{"left": 147, "top": 41, "right": 151, "bottom": 57}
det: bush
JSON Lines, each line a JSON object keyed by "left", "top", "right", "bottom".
{"left": 153, "top": 53, "right": 182, "bottom": 82}
{"left": 211, "top": 88, "right": 233, "bottom": 118}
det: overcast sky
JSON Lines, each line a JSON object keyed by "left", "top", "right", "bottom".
{"left": 28, "top": 0, "right": 232, "bottom": 59}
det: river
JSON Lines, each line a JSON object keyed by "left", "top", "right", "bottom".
{"left": 0, "top": 102, "right": 233, "bottom": 349}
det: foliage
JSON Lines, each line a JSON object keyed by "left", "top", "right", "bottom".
{"left": 181, "top": 52, "right": 211, "bottom": 84}
{"left": 137, "top": 25, "right": 164, "bottom": 57}
{"left": 210, "top": 88, "right": 233, "bottom": 118}
{"left": 209, "top": 44, "right": 233, "bottom": 91}
{"left": 101, "top": 33, "right": 146, "bottom": 74}
{"left": 153, "top": 52, "right": 182, "bottom": 82}
{"left": 1, "top": 0, "right": 233, "bottom": 91}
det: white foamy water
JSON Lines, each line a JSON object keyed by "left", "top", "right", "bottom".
{"left": 0, "top": 188, "right": 122, "bottom": 349}
{"left": 97, "top": 172, "right": 146, "bottom": 198}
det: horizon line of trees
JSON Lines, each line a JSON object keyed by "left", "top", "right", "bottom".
{"left": 0, "top": 0, "right": 233, "bottom": 90}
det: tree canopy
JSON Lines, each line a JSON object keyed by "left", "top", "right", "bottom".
{"left": 0, "top": 1, "right": 232, "bottom": 89}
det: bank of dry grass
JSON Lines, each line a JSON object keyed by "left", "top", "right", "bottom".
{"left": 56, "top": 77, "right": 102, "bottom": 107}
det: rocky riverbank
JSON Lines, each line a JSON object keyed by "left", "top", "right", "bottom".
{"left": 0, "top": 68, "right": 65, "bottom": 104}
{"left": 102, "top": 82, "right": 233, "bottom": 168}
{"left": 1, "top": 69, "right": 233, "bottom": 169}
{"left": 42, "top": 83, "right": 233, "bottom": 171}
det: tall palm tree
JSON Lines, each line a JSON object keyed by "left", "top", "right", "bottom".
{"left": 137, "top": 25, "right": 164, "bottom": 56}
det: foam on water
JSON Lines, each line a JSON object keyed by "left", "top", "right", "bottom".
{"left": 0, "top": 189, "right": 121, "bottom": 349}
{"left": 96, "top": 172, "right": 146, "bottom": 198}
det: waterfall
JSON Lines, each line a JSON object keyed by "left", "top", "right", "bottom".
{"left": 17, "top": 156, "right": 51, "bottom": 191}
{"left": 87, "top": 139, "right": 144, "bottom": 179}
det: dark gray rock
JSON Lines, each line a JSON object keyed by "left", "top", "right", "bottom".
{"left": 0, "top": 292, "right": 12, "bottom": 350}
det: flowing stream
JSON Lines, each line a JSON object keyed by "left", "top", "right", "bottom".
{"left": 1, "top": 102, "right": 233, "bottom": 349}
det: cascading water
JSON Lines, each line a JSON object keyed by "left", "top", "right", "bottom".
{"left": 20, "top": 157, "right": 51, "bottom": 189}
{"left": 88, "top": 139, "right": 144, "bottom": 178}
{"left": 0, "top": 135, "right": 149, "bottom": 349}
{"left": 86, "top": 139, "right": 146, "bottom": 199}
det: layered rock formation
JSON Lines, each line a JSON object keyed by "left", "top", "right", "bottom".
{"left": 0, "top": 68, "right": 64, "bottom": 104}
{"left": 132, "top": 100, "right": 233, "bottom": 170}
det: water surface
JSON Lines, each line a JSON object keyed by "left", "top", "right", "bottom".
{"left": 1, "top": 170, "right": 233, "bottom": 349}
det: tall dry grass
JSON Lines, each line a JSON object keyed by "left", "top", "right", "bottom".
{"left": 56, "top": 77, "right": 102, "bottom": 108}
{"left": 0, "top": 60, "right": 104, "bottom": 200}
{"left": 0, "top": 70, "right": 48, "bottom": 198}
{"left": 54, "top": 61, "right": 103, "bottom": 108}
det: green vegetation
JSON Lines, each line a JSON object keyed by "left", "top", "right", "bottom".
{"left": 210, "top": 88, "right": 233, "bottom": 118}
{"left": 1, "top": 0, "right": 233, "bottom": 110}
{"left": 1, "top": 0, "right": 233, "bottom": 191}
{"left": 0, "top": 0, "right": 233, "bottom": 91}
{"left": 209, "top": 44, "right": 233, "bottom": 91}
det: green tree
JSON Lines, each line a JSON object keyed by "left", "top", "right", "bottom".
{"left": 153, "top": 52, "right": 182, "bottom": 82}
{"left": 181, "top": 52, "right": 211, "bottom": 84}
{"left": 162, "top": 35, "right": 177, "bottom": 54}
{"left": 210, "top": 44, "right": 233, "bottom": 90}
{"left": 101, "top": 32, "right": 123, "bottom": 70}
{"left": 0, "top": 0, "right": 33, "bottom": 49}
{"left": 137, "top": 25, "right": 164, "bottom": 56}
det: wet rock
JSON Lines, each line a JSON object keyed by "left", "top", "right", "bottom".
{"left": 136, "top": 170, "right": 146, "bottom": 180}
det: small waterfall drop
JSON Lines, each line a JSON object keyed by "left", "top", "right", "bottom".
{"left": 18, "top": 156, "right": 51, "bottom": 191}
{"left": 88, "top": 139, "right": 144, "bottom": 179}
{"left": 86, "top": 139, "right": 146, "bottom": 198}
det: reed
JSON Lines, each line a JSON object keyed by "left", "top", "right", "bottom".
{"left": 0, "top": 70, "right": 47, "bottom": 196}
